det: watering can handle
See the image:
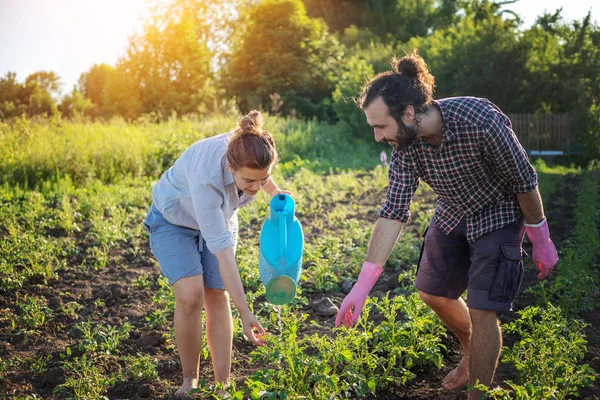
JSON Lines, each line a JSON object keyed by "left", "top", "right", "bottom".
{"left": 279, "top": 215, "right": 287, "bottom": 267}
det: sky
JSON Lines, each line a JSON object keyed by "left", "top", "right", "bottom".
{"left": 0, "top": 0, "right": 598, "bottom": 96}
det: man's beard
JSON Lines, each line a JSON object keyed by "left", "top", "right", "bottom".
{"left": 392, "top": 121, "right": 419, "bottom": 152}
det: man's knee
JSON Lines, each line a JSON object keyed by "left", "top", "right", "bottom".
{"left": 418, "top": 290, "right": 454, "bottom": 309}
{"left": 469, "top": 308, "right": 499, "bottom": 328}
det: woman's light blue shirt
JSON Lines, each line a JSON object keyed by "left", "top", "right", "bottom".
{"left": 151, "top": 133, "right": 256, "bottom": 254}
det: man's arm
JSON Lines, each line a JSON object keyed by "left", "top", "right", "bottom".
{"left": 483, "top": 110, "right": 538, "bottom": 195}
{"left": 517, "top": 187, "right": 559, "bottom": 279}
{"left": 335, "top": 150, "right": 417, "bottom": 328}
{"left": 517, "top": 187, "right": 545, "bottom": 224}
{"left": 335, "top": 217, "right": 404, "bottom": 327}
{"left": 365, "top": 217, "right": 405, "bottom": 266}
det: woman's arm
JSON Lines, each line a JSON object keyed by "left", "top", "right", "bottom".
{"left": 215, "top": 247, "right": 251, "bottom": 315}
{"left": 262, "top": 177, "right": 291, "bottom": 197}
{"left": 215, "top": 247, "right": 265, "bottom": 345}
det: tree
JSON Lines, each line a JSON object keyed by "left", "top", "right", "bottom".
{"left": 223, "top": 0, "right": 343, "bottom": 119}
{"left": 332, "top": 54, "right": 374, "bottom": 135}
{"left": 116, "top": 0, "right": 218, "bottom": 118}
{"left": 103, "top": 68, "right": 144, "bottom": 120}
{"left": 0, "top": 72, "right": 28, "bottom": 119}
{"left": 25, "top": 71, "right": 61, "bottom": 98}
{"left": 557, "top": 13, "right": 600, "bottom": 159}
{"left": 59, "top": 89, "right": 92, "bottom": 119}
{"left": 0, "top": 71, "right": 62, "bottom": 119}
{"left": 405, "top": 0, "right": 527, "bottom": 112}
{"left": 78, "top": 63, "right": 114, "bottom": 118}
{"left": 303, "top": 0, "right": 461, "bottom": 41}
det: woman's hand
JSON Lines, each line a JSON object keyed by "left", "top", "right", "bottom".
{"left": 273, "top": 189, "right": 293, "bottom": 197}
{"left": 262, "top": 178, "right": 292, "bottom": 197}
{"left": 240, "top": 311, "right": 267, "bottom": 346}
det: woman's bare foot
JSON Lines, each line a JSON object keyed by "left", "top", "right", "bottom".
{"left": 214, "top": 381, "right": 230, "bottom": 398}
{"left": 175, "top": 377, "right": 198, "bottom": 398}
{"left": 442, "top": 357, "right": 469, "bottom": 390}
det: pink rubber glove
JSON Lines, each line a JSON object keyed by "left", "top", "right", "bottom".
{"left": 524, "top": 218, "right": 558, "bottom": 279}
{"left": 335, "top": 262, "right": 383, "bottom": 328}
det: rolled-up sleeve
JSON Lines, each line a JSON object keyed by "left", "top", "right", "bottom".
{"left": 484, "top": 111, "right": 538, "bottom": 194}
{"left": 378, "top": 150, "right": 420, "bottom": 222}
{"left": 188, "top": 178, "right": 232, "bottom": 255}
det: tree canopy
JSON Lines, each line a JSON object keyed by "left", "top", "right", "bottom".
{"left": 2, "top": 0, "right": 599, "bottom": 156}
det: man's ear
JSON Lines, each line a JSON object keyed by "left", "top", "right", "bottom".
{"left": 403, "top": 105, "right": 415, "bottom": 123}
{"left": 227, "top": 163, "right": 233, "bottom": 173}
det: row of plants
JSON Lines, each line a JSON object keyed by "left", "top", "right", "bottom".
{"left": 477, "top": 164, "right": 600, "bottom": 399}
{"left": 2, "top": 153, "right": 596, "bottom": 398}
{"left": 1, "top": 160, "right": 446, "bottom": 399}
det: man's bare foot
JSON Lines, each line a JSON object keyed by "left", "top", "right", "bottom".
{"left": 175, "top": 377, "right": 198, "bottom": 398}
{"left": 442, "top": 357, "right": 469, "bottom": 390}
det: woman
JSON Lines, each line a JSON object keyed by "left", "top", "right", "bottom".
{"left": 144, "top": 110, "right": 290, "bottom": 396}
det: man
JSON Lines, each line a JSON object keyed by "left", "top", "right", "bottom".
{"left": 335, "top": 50, "right": 559, "bottom": 399}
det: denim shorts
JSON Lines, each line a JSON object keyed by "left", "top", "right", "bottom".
{"left": 415, "top": 218, "right": 525, "bottom": 312}
{"left": 143, "top": 204, "right": 237, "bottom": 287}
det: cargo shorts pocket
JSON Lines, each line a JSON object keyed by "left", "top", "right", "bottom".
{"left": 489, "top": 244, "right": 524, "bottom": 302}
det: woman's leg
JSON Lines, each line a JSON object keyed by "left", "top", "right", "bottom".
{"left": 204, "top": 288, "right": 233, "bottom": 384}
{"left": 173, "top": 275, "right": 206, "bottom": 396}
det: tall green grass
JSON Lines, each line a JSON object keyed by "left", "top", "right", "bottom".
{"left": 0, "top": 114, "right": 383, "bottom": 189}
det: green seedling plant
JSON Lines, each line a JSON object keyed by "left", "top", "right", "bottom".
{"left": 371, "top": 293, "right": 446, "bottom": 385}
{"left": 122, "top": 353, "right": 159, "bottom": 382}
{"left": 16, "top": 295, "right": 52, "bottom": 329}
{"left": 145, "top": 309, "right": 169, "bottom": 329}
{"left": 145, "top": 276, "right": 175, "bottom": 328}
{"left": 249, "top": 310, "right": 345, "bottom": 398}
{"left": 56, "top": 193, "right": 80, "bottom": 234}
{"left": 500, "top": 305, "right": 596, "bottom": 398}
{"left": 246, "top": 294, "right": 447, "bottom": 399}
{"left": 25, "top": 354, "right": 52, "bottom": 375}
{"left": 134, "top": 274, "right": 152, "bottom": 290}
{"left": 53, "top": 354, "right": 115, "bottom": 400}
{"left": 471, "top": 379, "right": 560, "bottom": 400}
{"left": 0, "top": 231, "right": 63, "bottom": 289}
{"left": 74, "top": 318, "right": 132, "bottom": 354}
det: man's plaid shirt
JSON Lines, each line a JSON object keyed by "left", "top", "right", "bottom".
{"left": 378, "top": 97, "right": 538, "bottom": 242}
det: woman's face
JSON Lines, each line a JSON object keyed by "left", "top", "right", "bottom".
{"left": 230, "top": 165, "right": 272, "bottom": 196}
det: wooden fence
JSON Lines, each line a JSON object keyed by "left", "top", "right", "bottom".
{"left": 507, "top": 113, "right": 574, "bottom": 152}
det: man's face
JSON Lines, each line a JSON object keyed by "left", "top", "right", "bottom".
{"left": 364, "top": 96, "right": 419, "bottom": 152}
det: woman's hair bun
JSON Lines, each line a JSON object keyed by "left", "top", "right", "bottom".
{"left": 227, "top": 110, "right": 278, "bottom": 171}
{"left": 237, "top": 110, "right": 264, "bottom": 136}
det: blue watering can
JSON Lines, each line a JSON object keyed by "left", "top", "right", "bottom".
{"left": 258, "top": 194, "right": 304, "bottom": 305}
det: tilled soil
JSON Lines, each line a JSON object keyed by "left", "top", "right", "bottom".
{"left": 1, "top": 175, "right": 598, "bottom": 399}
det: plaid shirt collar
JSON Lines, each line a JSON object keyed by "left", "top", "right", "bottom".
{"left": 434, "top": 100, "right": 456, "bottom": 144}
{"left": 413, "top": 101, "right": 457, "bottom": 153}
